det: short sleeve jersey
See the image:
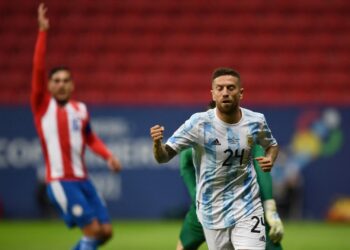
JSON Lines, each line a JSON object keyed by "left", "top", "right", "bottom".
{"left": 166, "top": 107, "right": 277, "bottom": 229}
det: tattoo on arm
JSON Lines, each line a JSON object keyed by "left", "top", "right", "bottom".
{"left": 153, "top": 144, "right": 177, "bottom": 163}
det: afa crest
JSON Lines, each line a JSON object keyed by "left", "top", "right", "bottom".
{"left": 247, "top": 135, "right": 254, "bottom": 147}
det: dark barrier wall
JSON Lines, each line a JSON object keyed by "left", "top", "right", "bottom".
{"left": 0, "top": 105, "right": 348, "bottom": 220}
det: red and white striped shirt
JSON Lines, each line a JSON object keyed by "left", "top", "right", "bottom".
{"left": 31, "top": 31, "right": 111, "bottom": 182}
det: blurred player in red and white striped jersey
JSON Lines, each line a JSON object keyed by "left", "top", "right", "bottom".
{"left": 31, "top": 3, "right": 122, "bottom": 250}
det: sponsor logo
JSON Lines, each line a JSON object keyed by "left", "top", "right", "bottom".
{"left": 72, "top": 204, "right": 83, "bottom": 217}
{"left": 259, "top": 235, "right": 266, "bottom": 242}
{"left": 211, "top": 138, "right": 221, "bottom": 145}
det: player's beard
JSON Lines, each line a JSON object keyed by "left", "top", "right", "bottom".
{"left": 54, "top": 93, "right": 70, "bottom": 106}
{"left": 217, "top": 101, "right": 238, "bottom": 115}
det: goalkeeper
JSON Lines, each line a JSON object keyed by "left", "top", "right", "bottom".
{"left": 177, "top": 145, "right": 284, "bottom": 250}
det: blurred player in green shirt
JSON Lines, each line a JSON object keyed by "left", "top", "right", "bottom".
{"left": 177, "top": 141, "right": 283, "bottom": 250}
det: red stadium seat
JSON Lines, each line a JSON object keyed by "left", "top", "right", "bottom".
{"left": 1, "top": 0, "right": 350, "bottom": 105}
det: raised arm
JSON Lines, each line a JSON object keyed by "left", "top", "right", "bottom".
{"left": 150, "top": 125, "right": 177, "bottom": 163}
{"left": 31, "top": 3, "right": 50, "bottom": 112}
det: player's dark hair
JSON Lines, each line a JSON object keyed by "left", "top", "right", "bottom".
{"left": 49, "top": 66, "right": 72, "bottom": 79}
{"left": 212, "top": 67, "right": 241, "bottom": 82}
{"left": 207, "top": 100, "right": 216, "bottom": 109}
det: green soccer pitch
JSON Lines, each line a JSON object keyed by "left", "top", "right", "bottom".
{"left": 0, "top": 220, "right": 349, "bottom": 250}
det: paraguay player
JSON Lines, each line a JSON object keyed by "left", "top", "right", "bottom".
{"left": 31, "top": 4, "right": 122, "bottom": 250}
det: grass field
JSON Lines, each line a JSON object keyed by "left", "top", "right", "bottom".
{"left": 1, "top": 220, "right": 349, "bottom": 250}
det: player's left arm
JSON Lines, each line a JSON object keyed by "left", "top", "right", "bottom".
{"left": 85, "top": 121, "right": 122, "bottom": 172}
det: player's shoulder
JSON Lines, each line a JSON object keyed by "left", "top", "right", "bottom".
{"left": 69, "top": 100, "right": 89, "bottom": 115}
{"left": 241, "top": 107, "right": 266, "bottom": 122}
{"left": 191, "top": 109, "right": 214, "bottom": 120}
{"left": 188, "top": 109, "right": 215, "bottom": 124}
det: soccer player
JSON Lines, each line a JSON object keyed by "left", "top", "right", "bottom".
{"left": 150, "top": 67, "right": 279, "bottom": 250}
{"left": 177, "top": 145, "right": 284, "bottom": 250}
{"left": 31, "top": 4, "right": 122, "bottom": 250}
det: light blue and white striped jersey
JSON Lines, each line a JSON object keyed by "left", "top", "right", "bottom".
{"left": 166, "top": 107, "right": 277, "bottom": 229}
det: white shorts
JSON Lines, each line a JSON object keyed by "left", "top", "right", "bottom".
{"left": 203, "top": 208, "right": 266, "bottom": 250}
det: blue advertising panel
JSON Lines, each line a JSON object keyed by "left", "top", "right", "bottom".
{"left": 0, "top": 105, "right": 349, "bottom": 220}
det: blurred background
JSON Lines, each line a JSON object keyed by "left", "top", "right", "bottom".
{"left": 0, "top": 0, "right": 349, "bottom": 226}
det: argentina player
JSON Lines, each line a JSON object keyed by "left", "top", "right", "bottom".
{"left": 150, "top": 68, "right": 279, "bottom": 250}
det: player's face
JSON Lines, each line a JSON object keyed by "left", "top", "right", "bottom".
{"left": 211, "top": 75, "right": 243, "bottom": 114}
{"left": 48, "top": 70, "right": 74, "bottom": 103}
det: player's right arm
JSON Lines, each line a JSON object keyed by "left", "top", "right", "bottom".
{"left": 31, "top": 3, "right": 50, "bottom": 113}
{"left": 150, "top": 125, "right": 177, "bottom": 163}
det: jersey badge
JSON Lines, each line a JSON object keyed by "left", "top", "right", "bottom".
{"left": 247, "top": 135, "right": 254, "bottom": 147}
{"left": 72, "top": 118, "right": 81, "bottom": 131}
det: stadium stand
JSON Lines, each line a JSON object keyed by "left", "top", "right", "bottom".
{"left": 0, "top": 0, "right": 349, "bottom": 105}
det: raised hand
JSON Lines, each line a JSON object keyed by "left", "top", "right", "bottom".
{"left": 150, "top": 125, "right": 165, "bottom": 145}
{"left": 38, "top": 3, "right": 49, "bottom": 31}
